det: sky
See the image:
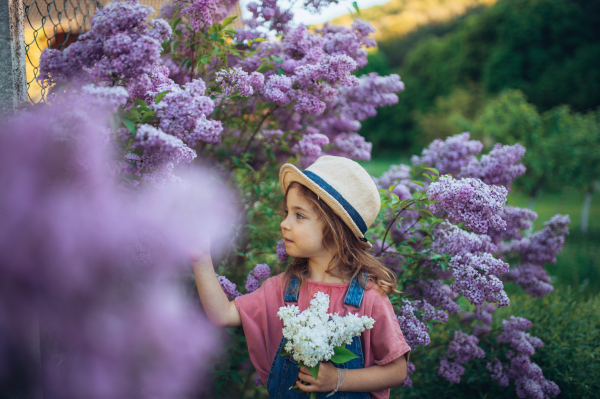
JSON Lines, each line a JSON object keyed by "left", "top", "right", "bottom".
{"left": 238, "top": 0, "right": 392, "bottom": 25}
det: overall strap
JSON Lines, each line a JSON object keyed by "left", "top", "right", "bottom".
{"left": 284, "top": 274, "right": 301, "bottom": 303}
{"left": 343, "top": 273, "right": 369, "bottom": 308}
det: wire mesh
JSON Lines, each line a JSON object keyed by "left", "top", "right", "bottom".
{"left": 23, "top": 0, "right": 104, "bottom": 103}
{"left": 22, "top": 0, "right": 241, "bottom": 103}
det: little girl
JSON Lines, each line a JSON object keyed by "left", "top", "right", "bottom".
{"left": 192, "top": 156, "right": 411, "bottom": 398}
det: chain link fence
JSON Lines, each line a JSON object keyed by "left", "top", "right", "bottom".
{"left": 22, "top": 0, "right": 170, "bottom": 103}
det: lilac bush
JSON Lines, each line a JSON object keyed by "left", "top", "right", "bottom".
{"left": 33, "top": 1, "right": 569, "bottom": 397}
{"left": 374, "top": 133, "right": 567, "bottom": 397}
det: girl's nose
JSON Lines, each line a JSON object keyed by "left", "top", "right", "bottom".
{"left": 280, "top": 215, "right": 291, "bottom": 231}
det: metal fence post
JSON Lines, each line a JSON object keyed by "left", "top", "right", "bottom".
{"left": 0, "top": 0, "right": 27, "bottom": 112}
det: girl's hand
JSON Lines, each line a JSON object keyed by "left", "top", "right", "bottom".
{"left": 296, "top": 361, "right": 338, "bottom": 393}
{"left": 189, "top": 234, "right": 211, "bottom": 263}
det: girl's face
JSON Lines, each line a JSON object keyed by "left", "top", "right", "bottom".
{"left": 280, "top": 186, "right": 329, "bottom": 259}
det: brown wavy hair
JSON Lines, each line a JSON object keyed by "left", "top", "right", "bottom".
{"left": 282, "top": 182, "right": 400, "bottom": 296}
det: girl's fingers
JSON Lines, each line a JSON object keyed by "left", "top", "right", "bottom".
{"left": 298, "top": 371, "right": 316, "bottom": 384}
{"left": 296, "top": 380, "right": 315, "bottom": 392}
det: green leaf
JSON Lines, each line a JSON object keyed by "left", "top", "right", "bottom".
{"left": 423, "top": 167, "right": 440, "bottom": 176}
{"left": 277, "top": 68, "right": 285, "bottom": 75}
{"left": 123, "top": 119, "right": 136, "bottom": 134}
{"left": 222, "top": 16, "right": 237, "bottom": 26}
{"left": 200, "top": 57, "right": 210, "bottom": 64}
{"left": 154, "top": 90, "right": 170, "bottom": 104}
{"left": 307, "top": 363, "right": 319, "bottom": 381}
{"left": 171, "top": 17, "right": 182, "bottom": 29}
{"left": 232, "top": 372, "right": 244, "bottom": 384}
{"left": 330, "top": 346, "right": 359, "bottom": 364}
{"left": 411, "top": 180, "right": 425, "bottom": 188}
{"left": 224, "top": 25, "right": 237, "bottom": 34}
{"left": 141, "top": 112, "right": 155, "bottom": 123}
{"left": 352, "top": 1, "right": 360, "bottom": 14}
{"left": 280, "top": 345, "right": 289, "bottom": 357}
{"left": 418, "top": 209, "right": 434, "bottom": 218}
{"left": 133, "top": 99, "right": 148, "bottom": 108}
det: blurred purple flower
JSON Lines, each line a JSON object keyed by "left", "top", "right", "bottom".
{"left": 0, "top": 97, "right": 235, "bottom": 398}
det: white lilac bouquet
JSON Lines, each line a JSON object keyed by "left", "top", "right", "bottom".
{"left": 277, "top": 292, "right": 375, "bottom": 396}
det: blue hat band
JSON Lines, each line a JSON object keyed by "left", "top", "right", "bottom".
{"left": 303, "top": 170, "right": 368, "bottom": 240}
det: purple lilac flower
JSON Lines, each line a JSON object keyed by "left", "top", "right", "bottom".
{"left": 132, "top": 124, "right": 196, "bottom": 180}
{"left": 373, "top": 164, "right": 411, "bottom": 190}
{"left": 462, "top": 303, "right": 497, "bottom": 336}
{"left": 508, "top": 263, "right": 554, "bottom": 298}
{"left": 293, "top": 91, "right": 327, "bottom": 115}
{"left": 371, "top": 239, "right": 402, "bottom": 271}
{"left": 215, "top": 68, "right": 264, "bottom": 97}
{"left": 415, "top": 279, "right": 460, "bottom": 314}
{"left": 127, "top": 63, "right": 176, "bottom": 103}
{"left": 217, "top": 275, "right": 242, "bottom": 300}
{"left": 292, "top": 132, "right": 329, "bottom": 157}
{"left": 182, "top": 0, "right": 218, "bottom": 31}
{"left": 437, "top": 358, "right": 465, "bottom": 384}
{"left": 427, "top": 176, "right": 508, "bottom": 234}
{"left": 438, "top": 330, "right": 485, "bottom": 383}
{"left": 446, "top": 331, "right": 485, "bottom": 364}
{"left": 488, "top": 317, "right": 560, "bottom": 398}
{"left": 499, "top": 214, "right": 570, "bottom": 265}
{"left": 316, "top": 73, "right": 404, "bottom": 139}
{"left": 396, "top": 300, "right": 432, "bottom": 349}
{"left": 276, "top": 239, "right": 289, "bottom": 262}
{"left": 411, "top": 132, "right": 483, "bottom": 176}
{"left": 159, "top": 1, "right": 176, "bottom": 19}
{"left": 261, "top": 75, "right": 293, "bottom": 106}
{"left": 245, "top": 263, "right": 271, "bottom": 293}
{"left": 318, "top": 20, "right": 377, "bottom": 68}
{"left": 254, "top": 373, "right": 263, "bottom": 386}
{"left": 488, "top": 206, "right": 538, "bottom": 244}
{"left": 431, "top": 223, "right": 497, "bottom": 256}
{"left": 402, "top": 362, "right": 416, "bottom": 387}
{"left": 459, "top": 143, "right": 526, "bottom": 192}
{"left": 449, "top": 252, "right": 510, "bottom": 306}
{"left": 331, "top": 133, "right": 372, "bottom": 161}
{"left": 147, "top": 18, "right": 173, "bottom": 43}
{"left": 497, "top": 317, "right": 543, "bottom": 356}
{"left": 0, "top": 97, "right": 233, "bottom": 398}
{"left": 80, "top": 84, "right": 129, "bottom": 111}
{"left": 263, "top": 129, "right": 284, "bottom": 143}
{"left": 151, "top": 79, "right": 223, "bottom": 146}
{"left": 486, "top": 358, "right": 510, "bottom": 387}
{"left": 39, "top": 0, "right": 170, "bottom": 86}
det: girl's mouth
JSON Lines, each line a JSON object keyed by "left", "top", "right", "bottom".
{"left": 284, "top": 238, "right": 294, "bottom": 244}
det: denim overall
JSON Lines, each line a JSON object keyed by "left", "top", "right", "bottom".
{"left": 267, "top": 273, "right": 371, "bottom": 399}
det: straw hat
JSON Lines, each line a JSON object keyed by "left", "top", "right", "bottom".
{"left": 279, "top": 155, "right": 381, "bottom": 248}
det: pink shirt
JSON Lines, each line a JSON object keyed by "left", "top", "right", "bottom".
{"left": 234, "top": 272, "right": 411, "bottom": 399}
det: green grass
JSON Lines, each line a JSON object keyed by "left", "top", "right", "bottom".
{"left": 358, "top": 156, "right": 411, "bottom": 177}
{"left": 506, "top": 189, "right": 600, "bottom": 232}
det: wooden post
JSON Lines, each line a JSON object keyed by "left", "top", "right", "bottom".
{"left": 0, "top": 0, "right": 27, "bottom": 112}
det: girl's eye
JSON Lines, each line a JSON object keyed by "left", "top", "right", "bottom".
{"left": 296, "top": 213, "right": 305, "bottom": 219}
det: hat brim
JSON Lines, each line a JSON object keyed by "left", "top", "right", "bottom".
{"left": 279, "top": 163, "right": 372, "bottom": 249}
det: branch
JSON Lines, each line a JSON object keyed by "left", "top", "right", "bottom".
{"left": 375, "top": 200, "right": 416, "bottom": 257}
{"left": 242, "top": 105, "right": 278, "bottom": 154}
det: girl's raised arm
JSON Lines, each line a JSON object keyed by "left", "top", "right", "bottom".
{"left": 191, "top": 247, "right": 241, "bottom": 328}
